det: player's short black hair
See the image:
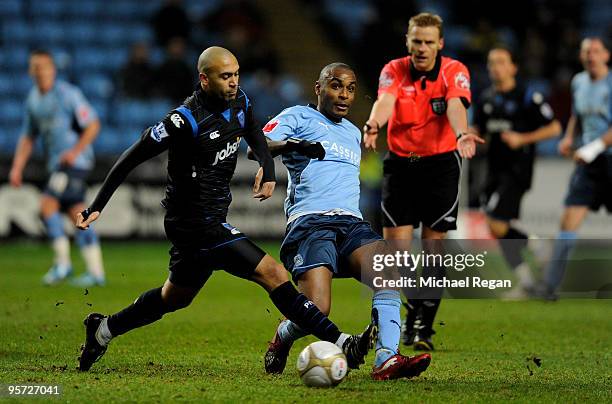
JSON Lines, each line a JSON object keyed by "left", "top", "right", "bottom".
{"left": 30, "top": 49, "right": 54, "bottom": 62}
{"left": 488, "top": 45, "right": 519, "bottom": 65}
{"left": 318, "top": 63, "right": 355, "bottom": 85}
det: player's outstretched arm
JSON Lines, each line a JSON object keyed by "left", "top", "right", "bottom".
{"left": 76, "top": 128, "right": 168, "bottom": 229}
{"left": 501, "top": 120, "right": 562, "bottom": 150}
{"left": 447, "top": 97, "right": 484, "bottom": 158}
{"left": 243, "top": 108, "right": 276, "bottom": 201}
{"left": 247, "top": 138, "right": 325, "bottom": 160}
{"left": 363, "top": 93, "right": 395, "bottom": 151}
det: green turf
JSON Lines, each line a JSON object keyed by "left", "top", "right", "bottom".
{"left": 0, "top": 241, "right": 610, "bottom": 403}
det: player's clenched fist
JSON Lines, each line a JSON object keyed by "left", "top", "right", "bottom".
{"left": 76, "top": 208, "right": 100, "bottom": 230}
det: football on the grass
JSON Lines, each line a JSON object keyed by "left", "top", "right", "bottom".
{"left": 296, "top": 341, "right": 348, "bottom": 387}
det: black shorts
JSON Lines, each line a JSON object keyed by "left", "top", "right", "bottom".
{"left": 565, "top": 154, "right": 612, "bottom": 212}
{"left": 164, "top": 216, "right": 266, "bottom": 288}
{"left": 43, "top": 167, "right": 89, "bottom": 210}
{"left": 481, "top": 174, "right": 528, "bottom": 221}
{"left": 381, "top": 150, "right": 462, "bottom": 232}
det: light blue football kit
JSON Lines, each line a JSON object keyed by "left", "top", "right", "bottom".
{"left": 546, "top": 71, "right": 612, "bottom": 294}
{"left": 23, "top": 79, "right": 97, "bottom": 173}
{"left": 21, "top": 79, "right": 103, "bottom": 285}
{"left": 265, "top": 104, "right": 400, "bottom": 366}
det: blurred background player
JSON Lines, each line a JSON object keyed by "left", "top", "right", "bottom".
{"left": 363, "top": 13, "right": 483, "bottom": 351}
{"left": 9, "top": 50, "right": 105, "bottom": 287}
{"left": 542, "top": 37, "right": 612, "bottom": 299}
{"left": 256, "top": 63, "right": 431, "bottom": 380}
{"left": 472, "top": 47, "right": 561, "bottom": 299}
{"left": 75, "top": 47, "right": 374, "bottom": 372}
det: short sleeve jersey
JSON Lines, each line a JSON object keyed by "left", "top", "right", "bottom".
{"left": 22, "top": 80, "right": 98, "bottom": 172}
{"left": 263, "top": 105, "right": 362, "bottom": 222}
{"left": 378, "top": 55, "right": 471, "bottom": 157}
{"left": 571, "top": 71, "right": 612, "bottom": 152}
{"left": 473, "top": 84, "right": 555, "bottom": 188}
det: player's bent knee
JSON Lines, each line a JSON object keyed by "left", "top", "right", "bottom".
{"left": 161, "top": 281, "right": 198, "bottom": 311}
{"left": 252, "top": 255, "right": 290, "bottom": 291}
{"left": 40, "top": 196, "right": 60, "bottom": 218}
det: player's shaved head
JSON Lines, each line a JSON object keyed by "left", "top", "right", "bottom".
{"left": 197, "top": 46, "right": 238, "bottom": 74}
{"left": 318, "top": 63, "right": 355, "bottom": 86}
{"left": 197, "top": 46, "right": 240, "bottom": 101}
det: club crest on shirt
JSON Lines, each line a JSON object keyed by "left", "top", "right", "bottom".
{"left": 454, "top": 72, "right": 470, "bottom": 90}
{"left": 430, "top": 97, "right": 447, "bottom": 115}
{"left": 379, "top": 71, "right": 394, "bottom": 89}
{"left": 150, "top": 122, "right": 169, "bottom": 142}
{"left": 237, "top": 110, "right": 245, "bottom": 128}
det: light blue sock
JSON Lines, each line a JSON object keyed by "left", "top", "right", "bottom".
{"left": 544, "top": 231, "right": 577, "bottom": 292}
{"left": 44, "top": 212, "right": 64, "bottom": 240}
{"left": 277, "top": 319, "right": 309, "bottom": 344}
{"left": 75, "top": 225, "right": 99, "bottom": 247}
{"left": 373, "top": 290, "right": 401, "bottom": 367}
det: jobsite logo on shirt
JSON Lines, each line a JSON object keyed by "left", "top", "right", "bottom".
{"left": 213, "top": 138, "right": 241, "bottom": 165}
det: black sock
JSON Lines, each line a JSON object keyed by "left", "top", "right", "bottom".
{"left": 269, "top": 281, "right": 341, "bottom": 343}
{"left": 419, "top": 299, "right": 441, "bottom": 332}
{"left": 107, "top": 287, "right": 175, "bottom": 337}
{"left": 403, "top": 298, "right": 419, "bottom": 327}
{"left": 500, "top": 227, "right": 529, "bottom": 269}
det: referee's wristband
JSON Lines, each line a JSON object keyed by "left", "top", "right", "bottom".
{"left": 456, "top": 132, "right": 466, "bottom": 140}
{"left": 365, "top": 120, "right": 379, "bottom": 132}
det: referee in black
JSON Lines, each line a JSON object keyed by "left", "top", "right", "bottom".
{"left": 75, "top": 47, "right": 374, "bottom": 371}
{"left": 472, "top": 47, "right": 561, "bottom": 299}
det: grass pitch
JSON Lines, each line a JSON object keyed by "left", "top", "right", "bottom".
{"left": 0, "top": 241, "right": 610, "bottom": 403}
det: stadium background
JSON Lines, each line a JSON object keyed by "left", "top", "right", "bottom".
{"left": 0, "top": 2, "right": 610, "bottom": 402}
{"left": 0, "top": 0, "right": 611, "bottom": 241}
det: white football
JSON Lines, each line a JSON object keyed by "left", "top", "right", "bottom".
{"left": 296, "top": 341, "right": 348, "bottom": 387}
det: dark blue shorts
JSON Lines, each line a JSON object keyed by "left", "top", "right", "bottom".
{"left": 43, "top": 168, "right": 89, "bottom": 210}
{"left": 280, "top": 214, "right": 382, "bottom": 281}
{"left": 564, "top": 155, "right": 612, "bottom": 212}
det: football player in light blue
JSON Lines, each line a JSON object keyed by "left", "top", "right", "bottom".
{"left": 251, "top": 63, "right": 431, "bottom": 380}
{"left": 543, "top": 37, "right": 612, "bottom": 299}
{"left": 9, "top": 50, "right": 105, "bottom": 286}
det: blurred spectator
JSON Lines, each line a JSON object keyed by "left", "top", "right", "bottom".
{"left": 224, "top": 25, "right": 279, "bottom": 75}
{"left": 357, "top": 0, "right": 417, "bottom": 89}
{"left": 118, "top": 42, "right": 155, "bottom": 99}
{"left": 151, "top": 0, "right": 191, "bottom": 47}
{"left": 201, "top": 0, "right": 264, "bottom": 40}
{"left": 155, "top": 37, "right": 195, "bottom": 103}
{"left": 240, "top": 71, "right": 302, "bottom": 123}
